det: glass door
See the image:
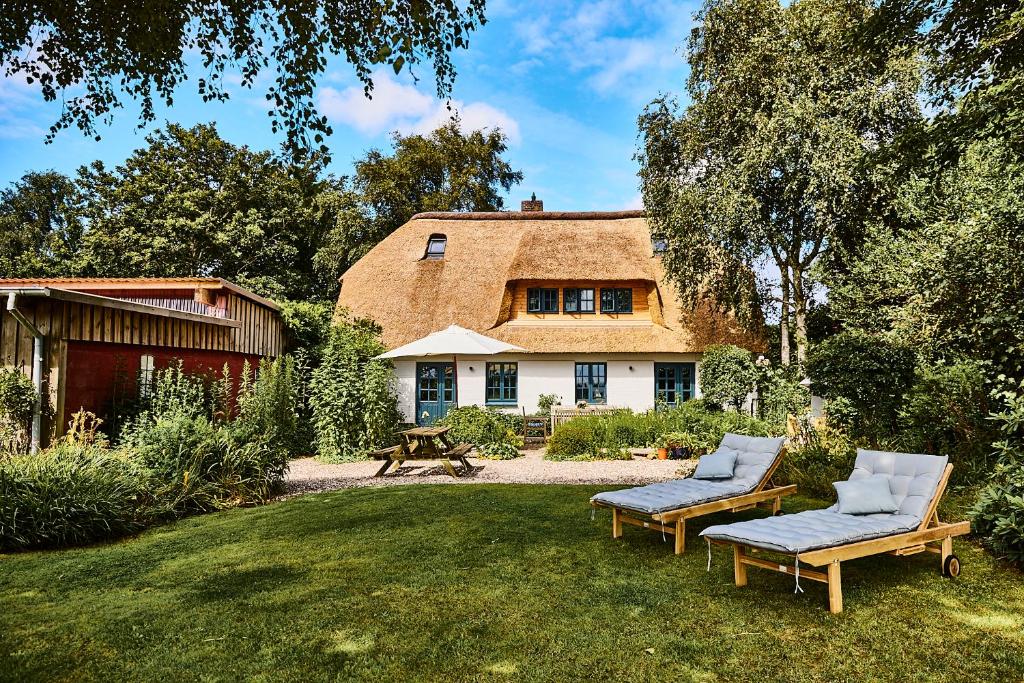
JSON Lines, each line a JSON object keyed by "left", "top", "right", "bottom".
{"left": 416, "top": 362, "right": 456, "bottom": 425}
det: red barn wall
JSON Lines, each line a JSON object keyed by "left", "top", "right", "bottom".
{"left": 63, "top": 340, "right": 263, "bottom": 424}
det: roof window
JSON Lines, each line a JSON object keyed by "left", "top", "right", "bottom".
{"left": 425, "top": 234, "right": 447, "bottom": 260}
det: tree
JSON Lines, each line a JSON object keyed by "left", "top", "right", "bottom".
{"left": 76, "top": 122, "right": 334, "bottom": 301}
{"left": 313, "top": 117, "right": 523, "bottom": 285}
{"left": 637, "top": 0, "right": 922, "bottom": 366}
{"left": 866, "top": 0, "right": 1024, "bottom": 157}
{"left": 0, "top": 171, "right": 83, "bottom": 278}
{"left": 824, "top": 140, "right": 1024, "bottom": 381}
{"left": 0, "top": 1, "right": 486, "bottom": 159}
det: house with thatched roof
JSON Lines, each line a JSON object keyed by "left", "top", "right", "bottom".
{"left": 335, "top": 198, "right": 761, "bottom": 425}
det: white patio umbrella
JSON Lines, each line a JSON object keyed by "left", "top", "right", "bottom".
{"left": 376, "top": 324, "right": 524, "bottom": 359}
{"left": 377, "top": 325, "right": 524, "bottom": 412}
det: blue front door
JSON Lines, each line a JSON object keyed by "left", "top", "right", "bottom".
{"left": 416, "top": 362, "right": 456, "bottom": 425}
{"left": 654, "top": 363, "right": 695, "bottom": 407}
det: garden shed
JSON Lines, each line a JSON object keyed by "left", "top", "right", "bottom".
{"left": 0, "top": 277, "right": 285, "bottom": 451}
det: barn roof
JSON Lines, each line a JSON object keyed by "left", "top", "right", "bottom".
{"left": 0, "top": 277, "right": 279, "bottom": 310}
{"left": 335, "top": 211, "right": 763, "bottom": 354}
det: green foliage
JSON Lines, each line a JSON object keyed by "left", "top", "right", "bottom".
{"left": 0, "top": 441, "right": 151, "bottom": 550}
{"left": 0, "top": 171, "right": 83, "bottom": 278}
{"left": 825, "top": 140, "right": 1024, "bottom": 381}
{"left": 807, "top": 330, "right": 917, "bottom": 441}
{"left": 278, "top": 300, "right": 333, "bottom": 361}
{"left": 970, "top": 383, "right": 1024, "bottom": 566}
{"left": 897, "top": 360, "right": 996, "bottom": 483}
{"left": 699, "top": 344, "right": 757, "bottom": 409}
{"left": 0, "top": 1, "right": 486, "bottom": 159}
{"left": 638, "top": 0, "right": 922, "bottom": 359}
{"left": 759, "top": 367, "right": 810, "bottom": 432}
{"left": 310, "top": 319, "right": 400, "bottom": 462}
{"left": 777, "top": 417, "right": 858, "bottom": 499}
{"left": 437, "top": 406, "right": 523, "bottom": 451}
{"left": 235, "top": 356, "right": 302, "bottom": 455}
{"left": 477, "top": 441, "right": 522, "bottom": 461}
{"left": 124, "top": 413, "right": 287, "bottom": 515}
{"left": 545, "top": 403, "right": 775, "bottom": 461}
{"left": 0, "top": 368, "right": 36, "bottom": 455}
{"left": 537, "top": 393, "right": 562, "bottom": 414}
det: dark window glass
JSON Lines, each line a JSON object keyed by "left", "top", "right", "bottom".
{"left": 486, "top": 362, "right": 518, "bottom": 404}
{"left": 442, "top": 365, "right": 454, "bottom": 402}
{"left": 419, "top": 366, "right": 439, "bottom": 402}
{"left": 575, "top": 363, "right": 607, "bottom": 404}
{"left": 566, "top": 288, "right": 595, "bottom": 313}
{"left": 652, "top": 238, "right": 668, "bottom": 254}
{"left": 425, "top": 235, "right": 447, "bottom": 259}
{"left": 600, "top": 288, "right": 633, "bottom": 313}
{"left": 527, "top": 288, "right": 558, "bottom": 313}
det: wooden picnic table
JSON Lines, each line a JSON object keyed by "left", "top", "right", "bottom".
{"left": 370, "top": 426, "right": 474, "bottom": 477}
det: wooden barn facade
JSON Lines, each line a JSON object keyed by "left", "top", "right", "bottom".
{"left": 0, "top": 278, "right": 286, "bottom": 451}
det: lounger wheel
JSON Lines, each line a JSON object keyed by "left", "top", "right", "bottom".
{"left": 943, "top": 554, "right": 961, "bottom": 578}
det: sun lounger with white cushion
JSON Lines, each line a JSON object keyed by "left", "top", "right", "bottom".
{"left": 700, "top": 449, "right": 971, "bottom": 613}
{"left": 591, "top": 434, "right": 793, "bottom": 554}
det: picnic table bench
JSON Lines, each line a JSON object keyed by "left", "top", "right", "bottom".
{"left": 370, "top": 426, "right": 474, "bottom": 477}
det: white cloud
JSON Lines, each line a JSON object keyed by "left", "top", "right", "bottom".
{"left": 318, "top": 71, "right": 520, "bottom": 144}
{"left": 0, "top": 76, "right": 46, "bottom": 140}
{"left": 507, "top": 0, "right": 693, "bottom": 102}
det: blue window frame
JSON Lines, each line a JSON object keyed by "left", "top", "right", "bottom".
{"left": 564, "top": 288, "right": 595, "bottom": 314}
{"left": 600, "top": 288, "right": 633, "bottom": 313}
{"left": 654, "top": 363, "right": 695, "bottom": 406}
{"left": 575, "top": 362, "right": 607, "bottom": 404}
{"left": 527, "top": 288, "right": 558, "bottom": 313}
{"left": 486, "top": 362, "right": 518, "bottom": 404}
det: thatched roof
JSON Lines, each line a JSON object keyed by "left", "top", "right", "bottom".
{"left": 336, "top": 211, "right": 762, "bottom": 354}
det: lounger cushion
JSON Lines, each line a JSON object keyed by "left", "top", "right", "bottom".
{"left": 837, "top": 449, "right": 948, "bottom": 522}
{"left": 834, "top": 475, "right": 899, "bottom": 515}
{"left": 700, "top": 509, "right": 921, "bottom": 554}
{"left": 590, "top": 433, "right": 786, "bottom": 514}
{"left": 693, "top": 447, "right": 738, "bottom": 480}
{"left": 592, "top": 478, "right": 752, "bottom": 515}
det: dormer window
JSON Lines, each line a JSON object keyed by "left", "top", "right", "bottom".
{"left": 425, "top": 234, "right": 447, "bottom": 259}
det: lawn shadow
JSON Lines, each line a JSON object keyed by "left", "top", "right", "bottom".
{"left": 191, "top": 564, "right": 307, "bottom": 601}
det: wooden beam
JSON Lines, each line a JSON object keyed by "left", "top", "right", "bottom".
{"left": 827, "top": 562, "right": 843, "bottom": 614}
{"left": 799, "top": 521, "right": 970, "bottom": 566}
{"left": 618, "top": 515, "right": 675, "bottom": 534}
{"left": 733, "top": 545, "right": 748, "bottom": 587}
{"left": 654, "top": 485, "right": 797, "bottom": 523}
{"left": 738, "top": 554, "right": 829, "bottom": 584}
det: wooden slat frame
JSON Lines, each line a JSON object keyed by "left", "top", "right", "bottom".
{"left": 717, "top": 463, "right": 970, "bottom": 613}
{"left": 592, "top": 447, "right": 794, "bottom": 555}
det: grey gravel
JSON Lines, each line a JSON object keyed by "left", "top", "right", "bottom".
{"left": 282, "top": 449, "right": 696, "bottom": 498}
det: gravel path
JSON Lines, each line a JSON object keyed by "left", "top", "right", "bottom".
{"left": 283, "top": 449, "right": 696, "bottom": 497}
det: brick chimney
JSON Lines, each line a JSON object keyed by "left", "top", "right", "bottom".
{"left": 521, "top": 192, "right": 543, "bottom": 212}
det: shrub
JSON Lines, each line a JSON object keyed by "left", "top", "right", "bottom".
{"left": 0, "top": 441, "right": 152, "bottom": 550}
{"left": 897, "top": 359, "right": 996, "bottom": 483}
{"left": 776, "top": 417, "right": 858, "bottom": 498}
{"left": 546, "top": 419, "right": 601, "bottom": 460}
{"left": 477, "top": 441, "right": 522, "bottom": 460}
{"left": 537, "top": 393, "right": 561, "bottom": 414}
{"left": 236, "top": 356, "right": 302, "bottom": 455}
{"left": 437, "top": 405, "right": 523, "bottom": 449}
{"left": 125, "top": 413, "right": 287, "bottom": 514}
{"left": 0, "top": 368, "right": 36, "bottom": 455}
{"left": 758, "top": 367, "right": 810, "bottom": 432}
{"left": 807, "top": 330, "right": 916, "bottom": 442}
{"left": 971, "top": 383, "right": 1024, "bottom": 566}
{"left": 310, "top": 319, "right": 400, "bottom": 462}
{"left": 700, "top": 344, "right": 757, "bottom": 409}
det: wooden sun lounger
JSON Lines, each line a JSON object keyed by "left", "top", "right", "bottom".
{"left": 714, "top": 463, "right": 969, "bottom": 614}
{"left": 591, "top": 448, "right": 795, "bottom": 555}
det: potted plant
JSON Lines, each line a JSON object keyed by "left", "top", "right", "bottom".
{"left": 662, "top": 432, "right": 696, "bottom": 459}
{"left": 653, "top": 433, "right": 671, "bottom": 460}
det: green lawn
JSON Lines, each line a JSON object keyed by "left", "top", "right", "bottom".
{"left": 1, "top": 485, "right": 1022, "bottom": 682}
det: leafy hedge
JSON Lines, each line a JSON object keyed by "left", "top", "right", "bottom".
{"left": 545, "top": 402, "right": 775, "bottom": 461}
{"left": 437, "top": 405, "right": 522, "bottom": 454}
{"left": 971, "top": 384, "right": 1024, "bottom": 566}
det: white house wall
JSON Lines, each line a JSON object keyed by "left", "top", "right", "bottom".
{"left": 391, "top": 354, "right": 703, "bottom": 422}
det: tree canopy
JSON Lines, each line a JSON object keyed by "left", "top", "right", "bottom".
{"left": 638, "top": 0, "right": 921, "bottom": 366}
{"left": 0, "top": 0, "right": 486, "bottom": 158}
{"left": 0, "top": 118, "right": 521, "bottom": 303}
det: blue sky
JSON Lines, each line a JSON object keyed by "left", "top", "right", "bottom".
{"left": 0, "top": 0, "right": 698, "bottom": 211}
